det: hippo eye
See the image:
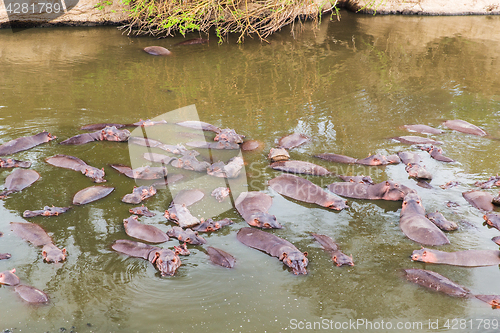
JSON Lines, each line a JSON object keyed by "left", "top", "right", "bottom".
{"left": 0, "top": 274, "right": 3, "bottom": 278}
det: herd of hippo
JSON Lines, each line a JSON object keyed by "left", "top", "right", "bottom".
{"left": 1, "top": 117, "right": 500, "bottom": 309}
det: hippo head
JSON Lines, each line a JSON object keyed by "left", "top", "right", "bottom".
{"left": 322, "top": 197, "right": 349, "bottom": 211}
{"left": 149, "top": 249, "right": 181, "bottom": 277}
{"left": 181, "top": 230, "right": 207, "bottom": 245}
{"left": 0, "top": 268, "right": 20, "bottom": 286}
{"left": 332, "top": 252, "right": 354, "bottom": 267}
{"left": 83, "top": 167, "right": 106, "bottom": 183}
{"left": 484, "top": 214, "right": 500, "bottom": 229}
{"left": 379, "top": 181, "right": 410, "bottom": 201}
{"left": 279, "top": 250, "right": 308, "bottom": 275}
{"left": 173, "top": 242, "right": 190, "bottom": 256}
{"left": 248, "top": 212, "right": 282, "bottom": 229}
{"left": 401, "top": 192, "right": 425, "bottom": 215}
{"left": 42, "top": 244, "right": 67, "bottom": 263}
{"left": 214, "top": 128, "right": 244, "bottom": 144}
{"left": 101, "top": 126, "right": 130, "bottom": 142}
{"left": 357, "top": 154, "right": 387, "bottom": 166}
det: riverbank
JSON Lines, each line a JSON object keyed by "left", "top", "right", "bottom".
{"left": 0, "top": 0, "right": 499, "bottom": 29}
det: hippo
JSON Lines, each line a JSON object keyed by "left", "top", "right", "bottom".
{"left": 475, "top": 176, "right": 500, "bottom": 189}
{"left": 170, "top": 152, "right": 211, "bottom": 172}
{"left": 241, "top": 140, "right": 263, "bottom": 151}
{"left": 402, "top": 124, "right": 444, "bottom": 135}
{"left": 206, "top": 246, "right": 235, "bottom": 268}
{"left": 0, "top": 158, "right": 31, "bottom": 168}
{"left": 10, "top": 222, "right": 66, "bottom": 263}
{"left": 391, "top": 136, "right": 442, "bottom": 145}
{"left": 122, "top": 186, "right": 156, "bottom": 204}
{"left": 211, "top": 187, "right": 230, "bottom": 202}
{"left": 311, "top": 233, "right": 353, "bottom": 267}
{"left": 110, "top": 164, "right": 168, "bottom": 180}
{"left": 484, "top": 213, "right": 500, "bottom": 231}
{"left": 175, "top": 38, "right": 209, "bottom": 46}
{"left": 186, "top": 141, "right": 240, "bottom": 150}
{"left": 173, "top": 242, "right": 190, "bottom": 256}
{"left": 112, "top": 239, "right": 181, "bottom": 276}
{"left": 399, "top": 192, "right": 450, "bottom": 246}
{"left": 73, "top": 186, "right": 114, "bottom": 205}
{"left": 443, "top": 119, "right": 488, "bottom": 136}
{"left": 164, "top": 204, "right": 200, "bottom": 228}
{"left": 475, "top": 295, "right": 500, "bottom": 309}
{"left": 314, "top": 153, "right": 400, "bottom": 166}
{"left": 327, "top": 180, "right": 411, "bottom": 201}
{"left": 270, "top": 160, "right": 331, "bottom": 176}
{"left": 277, "top": 133, "right": 309, "bottom": 149}
{"left": 440, "top": 181, "right": 460, "bottom": 189}
{"left": 397, "top": 152, "right": 422, "bottom": 165}
{"left": 420, "top": 145, "right": 455, "bottom": 163}
{"left": 166, "top": 226, "right": 206, "bottom": 245}
{"left": 46, "top": 154, "right": 106, "bottom": 183}
{"left": 0, "top": 253, "right": 10, "bottom": 260}
{"left": 14, "top": 285, "right": 50, "bottom": 304}
{"left": 193, "top": 218, "right": 233, "bottom": 232}
{"left": 492, "top": 236, "right": 500, "bottom": 246}
{"left": 426, "top": 212, "right": 458, "bottom": 231}
{"left": 337, "top": 175, "right": 375, "bottom": 185}
{"left": 171, "top": 189, "right": 204, "bottom": 207}
{"left": 142, "top": 152, "right": 175, "bottom": 165}
{"left": 132, "top": 119, "right": 168, "bottom": 127}
{"left": 235, "top": 192, "right": 282, "bottom": 229}
{"left": 129, "top": 136, "right": 188, "bottom": 155}
{"left": 270, "top": 174, "right": 348, "bottom": 210}
{"left": 60, "top": 126, "right": 130, "bottom": 145}
{"left": 403, "top": 268, "right": 469, "bottom": 297}
{"left": 462, "top": 190, "right": 495, "bottom": 211}
{"left": 208, "top": 157, "right": 244, "bottom": 178}
{"left": 176, "top": 120, "right": 221, "bottom": 133}
{"left": 0, "top": 131, "right": 56, "bottom": 156}
{"left": 214, "top": 128, "right": 245, "bottom": 144}
{"left": 143, "top": 46, "right": 172, "bottom": 56}
{"left": 80, "top": 123, "right": 128, "bottom": 131}
{"left": 124, "top": 216, "right": 169, "bottom": 243}
{"left": 268, "top": 148, "right": 290, "bottom": 162}
{"left": 237, "top": 227, "right": 308, "bottom": 275}
{"left": 411, "top": 248, "right": 500, "bottom": 267}
{"left": 405, "top": 163, "right": 432, "bottom": 180}
{"left": 0, "top": 169, "right": 40, "bottom": 199}
{"left": 0, "top": 269, "right": 20, "bottom": 285}
{"left": 129, "top": 205, "right": 156, "bottom": 217}
{"left": 23, "top": 206, "right": 71, "bottom": 218}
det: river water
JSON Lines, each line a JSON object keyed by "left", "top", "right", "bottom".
{"left": 0, "top": 10, "right": 500, "bottom": 333}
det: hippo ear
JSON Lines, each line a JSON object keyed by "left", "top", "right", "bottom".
{"left": 279, "top": 252, "right": 288, "bottom": 261}
{"left": 10, "top": 268, "right": 15, "bottom": 274}
{"left": 174, "top": 248, "right": 180, "bottom": 255}
{"left": 385, "top": 181, "right": 390, "bottom": 186}
{"left": 303, "top": 252, "right": 308, "bottom": 257}
{"left": 42, "top": 250, "right": 47, "bottom": 258}
{"left": 151, "top": 252, "right": 160, "bottom": 264}
{"left": 62, "top": 248, "right": 67, "bottom": 255}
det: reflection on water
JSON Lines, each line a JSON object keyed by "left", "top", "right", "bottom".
{"left": 1, "top": 10, "right": 500, "bottom": 332}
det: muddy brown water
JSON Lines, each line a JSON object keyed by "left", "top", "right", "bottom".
{"left": 1, "top": 11, "right": 500, "bottom": 333}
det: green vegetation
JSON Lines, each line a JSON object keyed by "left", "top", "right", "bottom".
{"left": 120, "top": 0, "right": 339, "bottom": 43}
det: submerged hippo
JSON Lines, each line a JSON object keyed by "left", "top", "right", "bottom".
{"left": 462, "top": 190, "right": 495, "bottom": 211}
{"left": 214, "top": 128, "right": 245, "bottom": 144}
{"left": 111, "top": 164, "right": 168, "bottom": 180}
{"left": 164, "top": 204, "right": 200, "bottom": 228}
{"left": 176, "top": 120, "right": 221, "bottom": 133}
{"left": 411, "top": 248, "right": 500, "bottom": 267}
{"left": 391, "top": 136, "right": 442, "bottom": 145}
{"left": 129, "top": 136, "right": 187, "bottom": 155}
{"left": 270, "top": 160, "right": 331, "bottom": 176}
{"left": 186, "top": 141, "right": 240, "bottom": 150}
{"left": 241, "top": 140, "right": 263, "bottom": 151}
{"left": 171, "top": 189, "right": 204, "bottom": 207}
{"left": 235, "top": 192, "right": 282, "bottom": 229}
{"left": 206, "top": 246, "right": 236, "bottom": 268}
{"left": 0, "top": 268, "right": 20, "bottom": 285}
{"left": 46, "top": 154, "right": 106, "bottom": 183}
{"left": 277, "top": 133, "right": 309, "bottom": 149}
{"left": 124, "top": 216, "right": 169, "bottom": 243}
{"left": 475, "top": 176, "right": 500, "bottom": 189}
{"left": 166, "top": 226, "right": 206, "bottom": 245}
{"left": 175, "top": 38, "right": 209, "bottom": 46}
{"left": 207, "top": 157, "right": 244, "bottom": 178}
{"left": 397, "top": 152, "right": 422, "bottom": 165}
{"left": 426, "top": 212, "right": 458, "bottom": 231}
{"left": 484, "top": 213, "right": 500, "bottom": 231}
{"left": 399, "top": 192, "right": 450, "bottom": 246}
{"left": 403, "top": 268, "right": 469, "bottom": 297}
{"left": 311, "top": 233, "right": 353, "bottom": 267}
{"left": 193, "top": 218, "right": 233, "bottom": 232}
{"left": 337, "top": 175, "right": 375, "bottom": 185}
{"left": 237, "top": 227, "right": 308, "bottom": 275}
{"left": 0, "top": 158, "right": 31, "bottom": 168}
{"left": 269, "top": 174, "right": 348, "bottom": 210}
{"left": 23, "top": 206, "right": 71, "bottom": 218}
{"left": 129, "top": 205, "right": 156, "bottom": 217}
{"left": 73, "top": 186, "right": 114, "bottom": 205}
{"left": 402, "top": 124, "right": 444, "bottom": 135}
{"left": 0, "top": 169, "right": 40, "bottom": 199}
{"left": 405, "top": 163, "right": 432, "bottom": 180}
{"left": 443, "top": 119, "right": 488, "bottom": 136}
{"left": 0, "top": 131, "right": 56, "bottom": 156}
{"left": 10, "top": 222, "right": 66, "bottom": 263}
{"left": 112, "top": 239, "right": 181, "bottom": 276}
{"left": 211, "top": 187, "right": 230, "bottom": 202}
{"left": 327, "top": 180, "right": 411, "bottom": 201}
{"left": 122, "top": 186, "right": 157, "bottom": 204}
{"left": 420, "top": 145, "right": 455, "bottom": 163}
{"left": 60, "top": 126, "right": 130, "bottom": 145}
{"left": 170, "top": 151, "right": 211, "bottom": 172}
{"left": 143, "top": 46, "right": 172, "bottom": 56}
{"left": 314, "top": 153, "right": 400, "bottom": 166}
